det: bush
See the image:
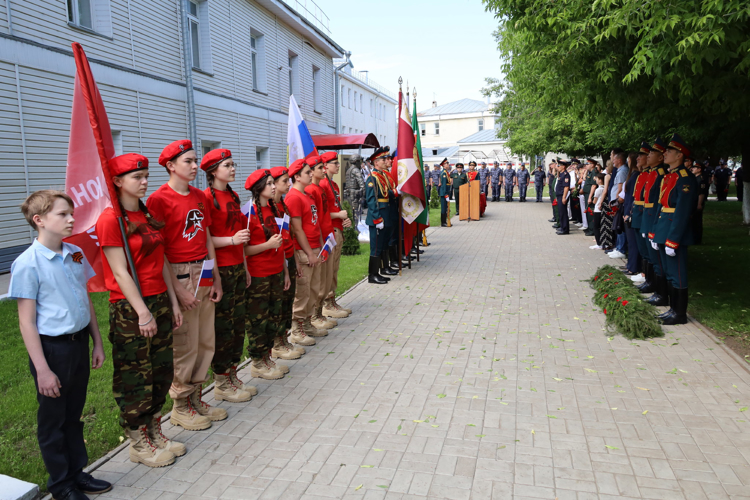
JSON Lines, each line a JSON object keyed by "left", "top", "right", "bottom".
{"left": 429, "top": 186, "right": 440, "bottom": 209}
{"left": 341, "top": 200, "right": 360, "bottom": 256}
{"left": 589, "top": 265, "right": 663, "bottom": 339}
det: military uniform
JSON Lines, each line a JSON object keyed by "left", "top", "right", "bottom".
{"left": 478, "top": 164, "right": 489, "bottom": 196}
{"left": 630, "top": 143, "right": 652, "bottom": 269}
{"left": 548, "top": 167, "right": 558, "bottom": 221}
{"left": 556, "top": 164, "right": 571, "bottom": 234}
{"left": 517, "top": 166, "right": 530, "bottom": 202}
{"left": 438, "top": 162, "right": 452, "bottom": 226}
{"left": 365, "top": 148, "right": 394, "bottom": 284}
{"left": 639, "top": 138, "right": 669, "bottom": 302}
{"left": 490, "top": 164, "right": 502, "bottom": 201}
{"left": 451, "top": 165, "right": 468, "bottom": 215}
{"left": 691, "top": 169, "right": 710, "bottom": 244}
{"left": 431, "top": 167, "right": 442, "bottom": 201}
{"left": 581, "top": 164, "right": 597, "bottom": 231}
{"left": 713, "top": 164, "right": 732, "bottom": 201}
{"left": 533, "top": 167, "right": 546, "bottom": 202}
{"left": 503, "top": 165, "right": 516, "bottom": 201}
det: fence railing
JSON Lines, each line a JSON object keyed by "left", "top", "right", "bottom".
{"left": 350, "top": 71, "right": 397, "bottom": 101}
{"left": 286, "top": 0, "right": 330, "bottom": 34}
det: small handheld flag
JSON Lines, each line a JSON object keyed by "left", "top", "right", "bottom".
{"left": 195, "top": 259, "right": 215, "bottom": 296}
{"left": 318, "top": 238, "right": 333, "bottom": 262}
{"left": 241, "top": 200, "right": 255, "bottom": 229}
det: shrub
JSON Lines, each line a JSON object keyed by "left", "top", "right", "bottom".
{"left": 342, "top": 200, "right": 360, "bottom": 256}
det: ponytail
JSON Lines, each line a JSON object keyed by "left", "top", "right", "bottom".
{"left": 117, "top": 193, "right": 165, "bottom": 236}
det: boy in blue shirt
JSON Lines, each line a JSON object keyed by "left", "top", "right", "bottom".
{"left": 9, "top": 190, "right": 111, "bottom": 500}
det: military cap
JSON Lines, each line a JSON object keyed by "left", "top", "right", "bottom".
{"left": 370, "top": 146, "right": 390, "bottom": 162}
{"left": 468, "top": 161, "right": 477, "bottom": 166}
{"left": 638, "top": 142, "right": 650, "bottom": 155}
{"left": 159, "top": 139, "right": 193, "bottom": 166}
{"left": 440, "top": 157, "right": 449, "bottom": 166}
{"left": 586, "top": 157, "right": 599, "bottom": 164}
{"left": 244, "top": 168, "right": 271, "bottom": 190}
{"left": 650, "top": 137, "right": 667, "bottom": 153}
{"left": 288, "top": 159, "right": 307, "bottom": 178}
{"left": 320, "top": 151, "right": 338, "bottom": 163}
{"left": 481, "top": 162, "right": 487, "bottom": 166}
{"left": 718, "top": 158, "right": 726, "bottom": 166}
{"left": 667, "top": 133, "right": 691, "bottom": 158}
{"left": 493, "top": 161, "right": 499, "bottom": 166}
{"left": 200, "top": 148, "right": 232, "bottom": 172}
{"left": 270, "top": 166, "right": 288, "bottom": 179}
{"left": 456, "top": 163, "right": 465, "bottom": 168}
{"left": 109, "top": 153, "right": 148, "bottom": 177}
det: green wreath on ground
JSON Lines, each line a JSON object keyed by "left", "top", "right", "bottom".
{"left": 589, "top": 265, "right": 663, "bottom": 339}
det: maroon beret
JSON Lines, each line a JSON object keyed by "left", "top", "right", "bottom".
{"left": 320, "top": 151, "right": 338, "bottom": 163}
{"left": 109, "top": 153, "right": 148, "bottom": 177}
{"left": 288, "top": 159, "right": 307, "bottom": 178}
{"left": 244, "top": 169, "right": 271, "bottom": 190}
{"left": 158, "top": 139, "right": 193, "bottom": 166}
{"left": 270, "top": 166, "right": 289, "bottom": 179}
{"left": 304, "top": 155, "right": 322, "bottom": 167}
{"left": 200, "top": 148, "right": 232, "bottom": 172}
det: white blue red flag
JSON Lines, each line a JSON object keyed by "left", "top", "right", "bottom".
{"left": 318, "top": 238, "right": 333, "bottom": 262}
{"left": 287, "top": 95, "right": 318, "bottom": 165}
{"left": 195, "top": 259, "right": 215, "bottom": 295}
{"left": 241, "top": 200, "right": 255, "bottom": 229}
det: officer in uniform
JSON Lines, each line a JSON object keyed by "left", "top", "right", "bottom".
{"left": 641, "top": 138, "right": 669, "bottom": 303}
{"left": 629, "top": 142, "right": 652, "bottom": 276}
{"left": 451, "top": 163, "right": 468, "bottom": 216}
{"left": 548, "top": 161, "right": 558, "bottom": 222}
{"left": 478, "top": 162, "right": 489, "bottom": 196}
{"left": 384, "top": 150, "right": 407, "bottom": 265}
{"left": 555, "top": 160, "right": 571, "bottom": 234}
{"left": 653, "top": 134, "right": 698, "bottom": 324}
{"left": 365, "top": 147, "right": 394, "bottom": 284}
{"left": 438, "top": 158, "right": 452, "bottom": 226}
{"left": 490, "top": 161, "right": 502, "bottom": 201}
{"left": 712, "top": 159, "right": 732, "bottom": 201}
{"left": 689, "top": 161, "right": 709, "bottom": 244}
{"left": 503, "top": 162, "right": 516, "bottom": 201}
{"left": 345, "top": 154, "right": 366, "bottom": 219}
{"left": 516, "top": 163, "right": 531, "bottom": 202}
{"left": 533, "top": 164, "right": 546, "bottom": 202}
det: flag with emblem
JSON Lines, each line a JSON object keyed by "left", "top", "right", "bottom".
{"left": 195, "top": 259, "right": 215, "bottom": 295}
{"left": 391, "top": 91, "right": 426, "bottom": 224}
{"left": 412, "top": 98, "right": 430, "bottom": 229}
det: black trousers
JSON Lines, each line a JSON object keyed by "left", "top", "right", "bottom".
{"left": 425, "top": 184, "right": 432, "bottom": 203}
{"left": 592, "top": 212, "right": 602, "bottom": 245}
{"left": 535, "top": 183, "right": 543, "bottom": 201}
{"left": 30, "top": 329, "right": 90, "bottom": 497}
{"left": 557, "top": 196, "right": 569, "bottom": 233}
{"left": 692, "top": 208, "right": 703, "bottom": 244}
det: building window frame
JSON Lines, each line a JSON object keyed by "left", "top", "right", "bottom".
{"left": 288, "top": 50, "right": 299, "bottom": 97}
{"left": 250, "top": 28, "right": 267, "bottom": 92}
{"left": 312, "top": 65, "right": 322, "bottom": 113}
{"left": 360, "top": 94, "right": 363, "bottom": 114}
{"left": 66, "top": 0, "right": 113, "bottom": 37}
{"left": 434, "top": 122, "right": 440, "bottom": 135}
{"left": 420, "top": 122, "right": 426, "bottom": 137}
{"left": 478, "top": 118, "right": 484, "bottom": 132}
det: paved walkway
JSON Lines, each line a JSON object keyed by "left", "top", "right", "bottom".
{"left": 92, "top": 201, "right": 750, "bottom": 500}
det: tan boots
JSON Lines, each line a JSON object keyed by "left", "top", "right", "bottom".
{"left": 126, "top": 426, "right": 175, "bottom": 467}
{"left": 304, "top": 316, "right": 328, "bottom": 337}
{"left": 272, "top": 336, "right": 302, "bottom": 360}
{"left": 230, "top": 365, "right": 257, "bottom": 396}
{"left": 290, "top": 319, "right": 316, "bottom": 345}
{"left": 190, "top": 388, "right": 228, "bottom": 422}
{"left": 170, "top": 395, "right": 211, "bottom": 431}
{"left": 323, "top": 296, "right": 351, "bottom": 318}
{"left": 214, "top": 373, "right": 253, "bottom": 403}
{"left": 147, "top": 413, "right": 186, "bottom": 457}
{"left": 250, "top": 356, "right": 284, "bottom": 380}
{"left": 311, "top": 305, "right": 337, "bottom": 329}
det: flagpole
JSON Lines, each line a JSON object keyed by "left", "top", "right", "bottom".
{"left": 72, "top": 43, "right": 141, "bottom": 295}
{"left": 397, "top": 77, "right": 403, "bottom": 276}
{"left": 414, "top": 87, "right": 420, "bottom": 264}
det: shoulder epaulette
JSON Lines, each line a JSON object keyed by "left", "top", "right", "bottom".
{"left": 658, "top": 168, "right": 665, "bottom": 175}
{"left": 679, "top": 169, "right": 688, "bottom": 177}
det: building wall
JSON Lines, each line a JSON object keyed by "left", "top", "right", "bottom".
{"left": 418, "top": 114, "right": 497, "bottom": 149}
{"left": 0, "top": 0, "right": 341, "bottom": 270}
{"left": 337, "top": 72, "right": 396, "bottom": 150}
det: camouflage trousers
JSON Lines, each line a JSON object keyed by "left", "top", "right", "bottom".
{"left": 281, "top": 257, "right": 297, "bottom": 332}
{"left": 109, "top": 292, "right": 173, "bottom": 429}
{"left": 246, "top": 271, "right": 284, "bottom": 359}
{"left": 212, "top": 264, "right": 247, "bottom": 374}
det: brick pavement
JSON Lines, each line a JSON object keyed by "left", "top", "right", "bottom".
{"left": 91, "top": 201, "right": 750, "bottom": 500}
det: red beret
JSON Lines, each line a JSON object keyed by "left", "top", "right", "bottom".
{"left": 288, "top": 159, "right": 307, "bottom": 178}
{"left": 244, "top": 169, "right": 271, "bottom": 190}
{"left": 304, "top": 155, "right": 322, "bottom": 167}
{"left": 200, "top": 148, "right": 232, "bottom": 172}
{"left": 320, "top": 151, "right": 338, "bottom": 163}
{"left": 270, "top": 166, "right": 288, "bottom": 179}
{"left": 158, "top": 139, "right": 193, "bottom": 166}
{"left": 109, "top": 153, "right": 149, "bottom": 177}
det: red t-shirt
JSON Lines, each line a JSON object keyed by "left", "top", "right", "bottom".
{"left": 97, "top": 207, "right": 168, "bottom": 303}
{"left": 285, "top": 188, "right": 321, "bottom": 250}
{"left": 146, "top": 184, "right": 212, "bottom": 263}
{"left": 246, "top": 205, "right": 285, "bottom": 277}
{"left": 275, "top": 201, "right": 295, "bottom": 259}
{"left": 320, "top": 177, "right": 344, "bottom": 232}
{"left": 305, "top": 183, "right": 333, "bottom": 240}
{"left": 203, "top": 187, "right": 247, "bottom": 268}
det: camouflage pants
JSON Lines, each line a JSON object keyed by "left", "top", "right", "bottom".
{"left": 212, "top": 264, "right": 246, "bottom": 374}
{"left": 109, "top": 292, "right": 173, "bottom": 429}
{"left": 281, "top": 257, "right": 297, "bottom": 332}
{"left": 246, "top": 271, "right": 284, "bottom": 359}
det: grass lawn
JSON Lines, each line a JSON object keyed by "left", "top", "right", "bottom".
{"left": 0, "top": 245, "right": 370, "bottom": 491}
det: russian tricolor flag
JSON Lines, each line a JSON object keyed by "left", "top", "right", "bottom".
{"left": 275, "top": 214, "right": 290, "bottom": 233}
{"left": 194, "top": 259, "right": 215, "bottom": 296}
{"left": 318, "top": 238, "right": 333, "bottom": 262}
{"left": 241, "top": 200, "right": 256, "bottom": 229}
{"left": 287, "top": 95, "right": 318, "bottom": 164}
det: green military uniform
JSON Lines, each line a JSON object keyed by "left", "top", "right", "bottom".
{"left": 213, "top": 264, "right": 246, "bottom": 375}
{"left": 438, "top": 159, "right": 451, "bottom": 226}
{"left": 451, "top": 165, "right": 468, "bottom": 216}
{"left": 365, "top": 147, "right": 394, "bottom": 283}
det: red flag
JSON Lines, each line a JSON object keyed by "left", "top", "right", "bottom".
{"left": 64, "top": 43, "right": 118, "bottom": 292}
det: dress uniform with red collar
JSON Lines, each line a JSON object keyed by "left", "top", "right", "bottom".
{"left": 640, "top": 138, "right": 669, "bottom": 303}
{"left": 652, "top": 134, "right": 698, "bottom": 324}
{"left": 365, "top": 147, "right": 394, "bottom": 284}
{"left": 630, "top": 142, "right": 652, "bottom": 271}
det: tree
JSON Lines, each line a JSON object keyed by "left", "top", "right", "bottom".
{"left": 341, "top": 200, "right": 360, "bottom": 255}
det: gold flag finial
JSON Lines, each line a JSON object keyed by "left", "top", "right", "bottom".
{"left": 413, "top": 87, "right": 417, "bottom": 99}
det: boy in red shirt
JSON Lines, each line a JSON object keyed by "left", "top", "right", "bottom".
{"left": 319, "top": 152, "right": 353, "bottom": 318}
{"left": 286, "top": 159, "right": 326, "bottom": 342}
{"left": 147, "top": 140, "right": 225, "bottom": 431}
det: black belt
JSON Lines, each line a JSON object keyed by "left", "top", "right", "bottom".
{"left": 41, "top": 325, "right": 89, "bottom": 342}
{"left": 173, "top": 256, "right": 208, "bottom": 265}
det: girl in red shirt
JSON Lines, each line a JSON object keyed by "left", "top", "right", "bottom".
{"left": 97, "top": 153, "right": 183, "bottom": 468}
{"left": 201, "top": 149, "right": 254, "bottom": 403}
{"left": 244, "top": 170, "right": 291, "bottom": 379}
{"left": 271, "top": 166, "right": 311, "bottom": 354}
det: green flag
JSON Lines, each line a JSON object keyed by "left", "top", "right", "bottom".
{"left": 412, "top": 100, "right": 429, "bottom": 227}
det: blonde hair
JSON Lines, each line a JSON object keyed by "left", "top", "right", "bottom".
{"left": 21, "top": 190, "right": 74, "bottom": 230}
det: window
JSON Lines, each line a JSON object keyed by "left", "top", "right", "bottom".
{"left": 312, "top": 65, "right": 321, "bottom": 112}
{"left": 288, "top": 51, "right": 298, "bottom": 97}
{"left": 370, "top": 99, "right": 374, "bottom": 117}
{"left": 354, "top": 91, "right": 358, "bottom": 111}
{"left": 420, "top": 123, "right": 426, "bottom": 137}
{"left": 434, "top": 122, "right": 440, "bottom": 135}
{"left": 256, "top": 147, "right": 268, "bottom": 169}
{"left": 360, "top": 95, "right": 363, "bottom": 114}
{"left": 66, "top": 0, "right": 112, "bottom": 36}
{"left": 111, "top": 130, "right": 123, "bottom": 156}
{"left": 341, "top": 85, "right": 345, "bottom": 107}
{"left": 188, "top": 1, "right": 200, "bottom": 68}
{"left": 348, "top": 88, "right": 352, "bottom": 109}
{"left": 478, "top": 119, "right": 484, "bottom": 132}
{"left": 185, "top": 0, "right": 212, "bottom": 72}
{"left": 250, "top": 29, "right": 266, "bottom": 92}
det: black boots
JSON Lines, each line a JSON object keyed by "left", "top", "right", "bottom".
{"left": 380, "top": 252, "right": 398, "bottom": 276}
{"left": 441, "top": 213, "right": 447, "bottom": 227}
{"left": 661, "top": 287, "right": 688, "bottom": 325}
{"left": 388, "top": 246, "right": 401, "bottom": 270}
{"left": 646, "top": 273, "right": 669, "bottom": 306}
{"left": 637, "top": 262, "right": 654, "bottom": 293}
{"left": 657, "top": 282, "right": 674, "bottom": 320}
{"left": 368, "top": 256, "right": 388, "bottom": 284}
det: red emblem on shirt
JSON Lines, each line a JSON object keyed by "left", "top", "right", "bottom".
{"left": 136, "top": 224, "right": 164, "bottom": 256}
{"left": 183, "top": 209, "right": 205, "bottom": 240}
{"left": 71, "top": 251, "right": 84, "bottom": 264}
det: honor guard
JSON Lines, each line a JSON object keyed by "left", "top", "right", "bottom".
{"left": 533, "top": 165, "right": 546, "bottom": 202}
{"left": 629, "top": 143, "right": 651, "bottom": 272}
{"left": 438, "top": 158, "right": 452, "bottom": 226}
{"left": 516, "top": 163, "right": 531, "bottom": 202}
{"left": 490, "top": 162, "right": 502, "bottom": 201}
{"left": 652, "top": 134, "right": 698, "bottom": 324}
{"left": 365, "top": 147, "right": 395, "bottom": 284}
{"left": 478, "top": 162, "right": 489, "bottom": 196}
{"left": 548, "top": 162, "right": 558, "bottom": 222}
{"left": 640, "top": 138, "right": 668, "bottom": 302}
{"left": 503, "top": 162, "right": 516, "bottom": 201}
{"left": 451, "top": 163, "right": 468, "bottom": 216}
{"left": 555, "top": 160, "right": 571, "bottom": 234}
{"left": 383, "top": 149, "right": 405, "bottom": 268}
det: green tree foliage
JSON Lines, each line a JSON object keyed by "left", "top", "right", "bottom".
{"left": 429, "top": 185, "right": 440, "bottom": 209}
{"left": 341, "top": 200, "right": 360, "bottom": 256}
{"left": 482, "top": 0, "right": 750, "bottom": 159}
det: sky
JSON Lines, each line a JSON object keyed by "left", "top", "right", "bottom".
{"left": 312, "top": 0, "right": 503, "bottom": 112}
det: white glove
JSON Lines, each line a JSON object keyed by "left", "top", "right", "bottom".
{"left": 642, "top": 233, "right": 646, "bottom": 238}
{"left": 665, "top": 247, "right": 676, "bottom": 257}
{"left": 651, "top": 240, "right": 658, "bottom": 250}
{"left": 376, "top": 222, "right": 384, "bottom": 230}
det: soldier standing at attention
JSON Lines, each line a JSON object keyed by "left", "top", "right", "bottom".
{"left": 628, "top": 143, "right": 651, "bottom": 283}
{"left": 424, "top": 163, "right": 434, "bottom": 202}
{"left": 533, "top": 164, "right": 546, "bottom": 202}
{"left": 653, "top": 134, "right": 698, "bottom": 325}
{"left": 479, "top": 162, "right": 489, "bottom": 196}
{"left": 516, "top": 163, "right": 531, "bottom": 202}
{"left": 556, "top": 160, "right": 571, "bottom": 235}
{"left": 689, "top": 161, "right": 709, "bottom": 244}
{"left": 365, "top": 147, "right": 393, "bottom": 284}
{"left": 490, "top": 161, "right": 502, "bottom": 201}
{"left": 548, "top": 162, "right": 558, "bottom": 222}
{"left": 344, "top": 154, "right": 365, "bottom": 218}
{"left": 642, "top": 138, "right": 669, "bottom": 305}
{"left": 451, "top": 163, "right": 468, "bottom": 216}
{"left": 712, "top": 159, "right": 732, "bottom": 201}
{"left": 503, "top": 162, "right": 516, "bottom": 202}
{"left": 438, "top": 159, "right": 452, "bottom": 226}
